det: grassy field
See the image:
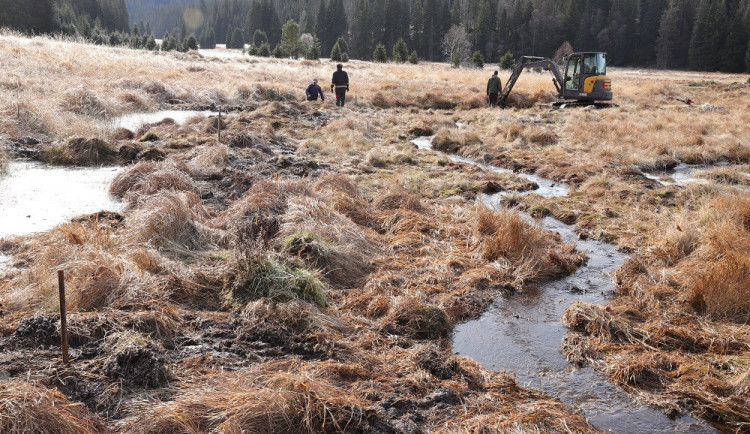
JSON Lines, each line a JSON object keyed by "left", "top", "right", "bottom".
{"left": 0, "top": 30, "right": 749, "bottom": 432}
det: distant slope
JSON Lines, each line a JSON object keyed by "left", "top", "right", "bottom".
{"left": 126, "top": 0, "right": 199, "bottom": 35}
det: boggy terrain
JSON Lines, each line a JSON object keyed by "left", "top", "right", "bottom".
{"left": 0, "top": 31, "right": 749, "bottom": 432}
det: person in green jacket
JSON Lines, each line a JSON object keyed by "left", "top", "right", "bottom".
{"left": 486, "top": 71, "right": 502, "bottom": 107}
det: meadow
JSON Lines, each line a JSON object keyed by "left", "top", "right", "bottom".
{"left": 0, "top": 30, "right": 748, "bottom": 432}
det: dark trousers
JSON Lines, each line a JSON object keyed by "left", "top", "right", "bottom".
{"left": 335, "top": 88, "right": 347, "bottom": 107}
{"left": 488, "top": 92, "right": 498, "bottom": 107}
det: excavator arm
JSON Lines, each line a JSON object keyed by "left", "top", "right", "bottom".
{"left": 498, "top": 56, "right": 564, "bottom": 108}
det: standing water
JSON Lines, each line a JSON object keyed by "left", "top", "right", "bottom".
{"left": 413, "top": 136, "right": 714, "bottom": 433}
{"left": 109, "top": 110, "right": 214, "bottom": 132}
{"left": 0, "top": 161, "right": 122, "bottom": 239}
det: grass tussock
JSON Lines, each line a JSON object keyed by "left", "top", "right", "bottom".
{"left": 41, "top": 137, "right": 117, "bottom": 166}
{"left": 126, "top": 191, "right": 213, "bottom": 252}
{"left": 383, "top": 299, "right": 451, "bottom": 339}
{"left": 225, "top": 253, "right": 328, "bottom": 307}
{"left": 0, "top": 379, "right": 104, "bottom": 433}
{"left": 110, "top": 159, "right": 197, "bottom": 200}
{"left": 474, "top": 207, "right": 581, "bottom": 286}
{"left": 431, "top": 128, "right": 482, "bottom": 154}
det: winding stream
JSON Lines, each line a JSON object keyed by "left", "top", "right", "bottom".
{"left": 413, "top": 136, "right": 714, "bottom": 433}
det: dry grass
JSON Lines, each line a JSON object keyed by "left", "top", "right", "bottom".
{"left": 0, "top": 379, "right": 103, "bottom": 433}
{"left": 474, "top": 207, "right": 581, "bottom": 286}
{"left": 2, "top": 30, "right": 749, "bottom": 433}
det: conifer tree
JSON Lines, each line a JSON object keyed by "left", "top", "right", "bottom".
{"left": 185, "top": 34, "right": 198, "bottom": 51}
{"left": 373, "top": 42, "right": 387, "bottom": 62}
{"left": 229, "top": 28, "right": 244, "bottom": 49}
{"left": 393, "top": 38, "right": 408, "bottom": 63}
{"left": 146, "top": 34, "right": 157, "bottom": 51}
{"left": 408, "top": 50, "right": 419, "bottom": 64}
{"left": 471, "top": 50, "right": 484, "bottom": 68}
{"left": 307, "top": 36, "right": 321, "bottom": 60}
{"left": 746, "top": 41, "right": 750, "bottom": 72}
{"left": 280, "top": 20, "right": 302, "bottom": 58}
{"left": 258, "top": 42, "right": 271, "bottom": 57}
{"left": 253, "top": 30, "right": 268, "bottom": 47}
{"left": 273, "top": 44, "right": 283, "bottom": 58}
{"left": 689, "top": 0, "right": 728, "bottom": 71}
{"left": 330, "top": 42, "right": 343, "bottom": 61}
{"left": 499, "top": 50, "right": 514, "bottom": 69}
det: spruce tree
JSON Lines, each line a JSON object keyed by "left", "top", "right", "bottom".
{"left": 185, "top": 34, "right": 198, "bottom": 51}
{"left": 393, "top": 38, "right": 408, "bottom": 63}
{"left": 205, "top": 27, "right": 216, "bottom": 49}
{"left": 334, "top": 36, "right": 349, "bottom": 56}
{"left": 408, "top": 50, "right": 419, "bottom": 64}
{"left": 146, "top": 35, "right": 157, "bottom": 51}
{"left": 281, "top": 20, "right": 302, "bottom": 58}
{"left": 471, "top": 50, "right": 484, "bottom": 68}
{"left": 330, "top": 42, "right": 343, "bottom": 61}
{"left": 258, "top": 43, "right": 271, "bottom": 57}
{"left": 273, "top": 44, "right": 283, "bottom": 58}
{"left": 723, "top": 14, "right": 748, "bottom": 72}
{"left": 230, "top": 28, "right": 244, "bottom": 49}
{"left": 499, "top": 51, "right": 515, "bottom": 69}
{"left": 689, "top": 0, "right": 728, "bottom": 71}
{"left": 373, "top": 42, "right": 387, "bottom": 62}
{"left": 307, "top": 36, "right": 321, "bottom": 60}
{"left": 253, "top": 30, "right": 268, "bottom": 47}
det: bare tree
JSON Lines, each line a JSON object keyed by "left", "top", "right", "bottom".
{"left": 442, "top": 24, "right": 471, "bottom": 67}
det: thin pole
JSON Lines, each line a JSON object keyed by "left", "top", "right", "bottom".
{"left": 217, "top": 106, "right": 222, "bottom": 145}
{"left": 57, "top": 269, "right": 69, "bottom": 364}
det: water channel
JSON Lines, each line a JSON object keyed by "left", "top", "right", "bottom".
{"left": 412, "top": 136, "right": 714, "bottom": 433}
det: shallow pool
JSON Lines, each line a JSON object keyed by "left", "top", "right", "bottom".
{"left": 0, "top": 161, "right": 122, "bottom": 238}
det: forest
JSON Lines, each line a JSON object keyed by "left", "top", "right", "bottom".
{"left": 0, "top": 0, "right": 129, "bottom": 34}
{"left": 123, "top": 0, "right": 750, "bottom": 71}
{"left": 1, "top": 0, "right": 749, "bottom": 72}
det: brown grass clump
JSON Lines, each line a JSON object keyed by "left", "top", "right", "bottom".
{"left": 110, "top": 159, "right": 197, "bottom": 199}
{"left": 62, "top": 86, "right": 108, "bottom": 118}
{"left": 42, "top": 137, "right": 118, "bottom": 166}
{"left": 474, "top": 207, "right": 580, "bottom": 286}
{"left": 373, "top": 191, "right": 423, "bottom": 212}
{"left": 0, "top": 380, "right": 103, "bottom": 433}
{"left": 431, "top": 128, "right": 482, "bottom": 154}
{"left": 126, "top": 192, "right": 210, "bottom": 251}
{"left": 383, "top": 299, "right": 451, "bottom": 339}
{"left": 125, "top": 362, "right": 365, "bottom": 433}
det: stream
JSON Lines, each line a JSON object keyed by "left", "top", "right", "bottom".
{"left": 412, "top": 136, "right": 714, "bottom": 433}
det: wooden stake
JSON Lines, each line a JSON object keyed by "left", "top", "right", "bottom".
{"left": 57, "top": 269, "right": 69, "bottom": 364}
{"left": 217, "top": 106, "right": 222, "bottom": 145}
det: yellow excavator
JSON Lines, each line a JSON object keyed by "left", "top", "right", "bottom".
{"left": 499, "top": 52, "right": 613, "bottom": 108}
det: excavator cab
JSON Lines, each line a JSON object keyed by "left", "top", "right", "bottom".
{"left": 561, "top": 52, "right": 611, "bottom": 102}
{"left": 499, "top": 51, "right": 613, "bottom": 108}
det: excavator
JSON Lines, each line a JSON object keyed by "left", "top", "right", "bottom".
{"left": 498, "top": 52, "right": 613, "bottom": 108}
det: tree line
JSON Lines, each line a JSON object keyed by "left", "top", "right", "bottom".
{"left": 126, "top": 0, "right": 748, "bottom": 72}
{"left": 0, "top": 0, "right": 129, "bottom": 34}
{"left": 1, "top": 0, "right": 748, "bottom": 72}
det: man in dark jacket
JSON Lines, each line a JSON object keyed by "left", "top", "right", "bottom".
{"left": 486, "top": 71, "right": 502, "bottom": 107}
{"left": 331, "top": 64, "right": 349, "bottom": 107}
{"left": 306, "top": 78, "right": 324, "bottom": 101}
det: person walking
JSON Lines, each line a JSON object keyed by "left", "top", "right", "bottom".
{"left": 306, "top": 78, "right": 324, "bottom": 101}
{"left": 331, "top": 64, "right": 349, "bottom": 107}
{"left": 486, "top": 71, "right": 502, "bottom": 107}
